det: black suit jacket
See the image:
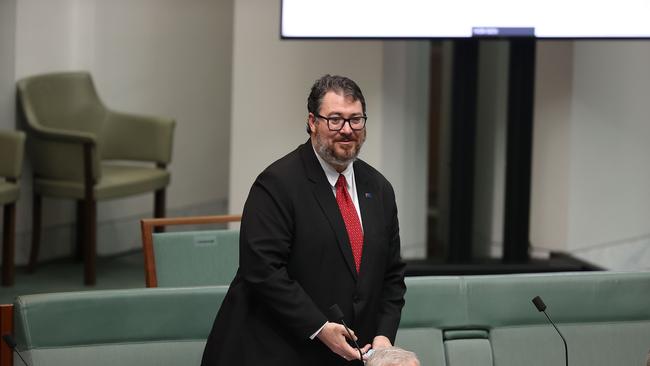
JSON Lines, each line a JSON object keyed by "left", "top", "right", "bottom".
{"left": 201, "top": 141, "right": 406, "bottom": 366}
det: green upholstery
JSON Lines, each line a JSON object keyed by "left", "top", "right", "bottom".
{"left": 16, "top": 71, "right": 175, "bottom": 284}
{"left": 152, "top": 229, "right": 239, "bottom": 287}
{"left": 17, "top": 71, "right": 175, "bottom": 192}
{"left": 0, "top": 130, "right": 25, "bottom": 204}
{"left": 0, "top": 181, "right": 19, "bottom": 206}
{"left": 444, "top": 338, "right": 493, "bottom": 366}
{"left": 491, "top": 322, "right": 650, "bottom": 366}
{"left": 395, "top": 327, "right": 446, "bottom": 366}
{"left": 11, "top": 272, "right": 650, "bottom": 366}
{"left": 13, "top": 286, "right": 228, "bottom": 366}
{"left": 397, "top": 272, "right": 650, "bottom": 366}
{"left": 35, "top": 164, "right": 169, "bottom": 200}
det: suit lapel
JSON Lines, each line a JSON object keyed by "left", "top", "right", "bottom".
{"left": 300, "top": 141, "right": 358, "bottom": 280}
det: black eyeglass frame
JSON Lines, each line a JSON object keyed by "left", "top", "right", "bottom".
{"left": 315, "top": 113, "right": 368, "bottom": 131}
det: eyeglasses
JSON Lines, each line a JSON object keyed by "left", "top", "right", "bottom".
{"left": 315, "top": 114, "right": 367, "bottom": 131}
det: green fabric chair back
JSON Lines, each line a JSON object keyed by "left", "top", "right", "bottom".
{"left": 13, "top": 287, "right": 228, "bottom": 366}
{"left": 398, "top": 272, "right": 650, "bottom": 366}
{"left": 18, "top": 72, "right": 105, "bottom": 134}
{"left": 152, "top": 229, "right": 239, "bottom": 287}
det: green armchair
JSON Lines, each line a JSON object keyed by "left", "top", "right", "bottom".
{"left": 0, "top": 130, "right": 25, "bottom": 286}
{"left": 17, "top": 71, "right": 175, "bottom": 285}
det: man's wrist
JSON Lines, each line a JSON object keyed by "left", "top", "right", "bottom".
{"left": 310, "top": 321, "right": 328, "bottom": 340}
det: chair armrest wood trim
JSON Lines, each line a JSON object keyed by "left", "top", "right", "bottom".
{"left": 0, "top": 304, "right": 14, "bottom": 366}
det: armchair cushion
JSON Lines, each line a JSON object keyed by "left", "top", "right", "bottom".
{"left": 34, "top": 164, "right": 170, "bottom": 200}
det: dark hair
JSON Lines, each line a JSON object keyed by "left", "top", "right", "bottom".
{"left": 306, "top": 74, "right": 366, "bottom": 134}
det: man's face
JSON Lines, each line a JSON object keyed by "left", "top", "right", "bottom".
{"left": 309, "top": 91, "right": 366, "bottom": 172}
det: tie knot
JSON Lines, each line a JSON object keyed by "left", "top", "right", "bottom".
{"left": 336, "top": 174, "right": 347, "bottom": 189}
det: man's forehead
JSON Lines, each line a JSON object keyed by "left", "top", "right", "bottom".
{"left": 321, "top": 91, "right": 362, "bottom": 109}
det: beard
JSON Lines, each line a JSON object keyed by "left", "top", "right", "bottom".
{"left": 313, "top": 125, "right": 365, "bottom": 169}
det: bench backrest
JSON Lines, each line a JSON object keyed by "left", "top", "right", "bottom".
{"left": 398, "top": 272, "right": 650, "bottom": 366}
{"left": 12, "top": 272, "right": 650, "bottom": 366}
{"left": 13, "top": 286, "right": 228, "bottom": 366}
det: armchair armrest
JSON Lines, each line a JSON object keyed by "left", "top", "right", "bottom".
{"left": 101, "top": 110, "right": 175, "bottom": 164}
{"left": 25, "top": 125, "right": 100, "bottom": 182}
{"left": 26, "top": 123, "right": 96, "bottom": 145}
{"left": 0, "top": 130, "right": 25, "bottom": 179}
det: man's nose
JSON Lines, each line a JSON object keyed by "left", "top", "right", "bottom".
{"left": 339, "top": 120, "right": 354, "bottom": 134}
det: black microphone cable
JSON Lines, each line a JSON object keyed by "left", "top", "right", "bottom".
{"left": 329, "top": 304, "right": 364, "bottom": 361}
{"left": 2, "top": 334, "right": 30, "bottom": 366}
{"left": 532, "top": 296, "right": 568, "bottom": 366}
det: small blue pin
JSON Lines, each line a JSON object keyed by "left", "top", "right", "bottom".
{"left": 365, "top": 192, "right": 372, "bottom": 198}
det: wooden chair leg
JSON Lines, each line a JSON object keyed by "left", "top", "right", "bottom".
{"left": 154, "top": 188, "right": 166, "bottom": 233}
{"left": 0, "top": 303, "right": 14, "bottom": 366}
{"left": 75, "top": 200, "right": 85, "bottom": 261}
{"left": 2, "top": 203, "right": 16, "bottom": 286}
{"left": 28, "top": 193, "right": 42, "bottom": 273}
{"left": 83, "top": 198, "right": 97, "bottom": 286}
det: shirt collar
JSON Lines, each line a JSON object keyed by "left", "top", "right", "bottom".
{"left": 312, "top": 144, "right": 354, "bottom": 190}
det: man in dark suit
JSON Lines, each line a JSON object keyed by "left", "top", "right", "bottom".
{"left": 201, "top": 75, "right": 406, "bottom": 365}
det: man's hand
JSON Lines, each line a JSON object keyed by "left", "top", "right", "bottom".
{"left": 372, "top": 335, "right": 392, "bottom": 350}
{"left": 317, "top": 322, "right": 370, "bottom": 361}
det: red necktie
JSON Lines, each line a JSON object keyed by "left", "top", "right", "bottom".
{"left": 335, "top": 174, "right": 364, "bottom": 273}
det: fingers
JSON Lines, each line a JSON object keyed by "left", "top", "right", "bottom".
{"left": 371, "top": 335, "right": 392, "bottom": 350}
{"left": 317, "top": 322, "right": 363, "bottom": 361}
{"left": 342, "top": 326, "right": 358, "bottom": 341}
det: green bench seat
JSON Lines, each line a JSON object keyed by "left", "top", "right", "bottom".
{"left": 12, "top": 286, "right": 228, "bottom": 366}
{"left": 9, "top": 272, "right": 650, "bottom": 366}
{"left": 397, "top": 272, "right": 650, "bottom": 366}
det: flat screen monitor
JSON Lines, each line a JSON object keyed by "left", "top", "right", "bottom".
{"left": 281, "top": 0, "right": 650, "bottom": 39}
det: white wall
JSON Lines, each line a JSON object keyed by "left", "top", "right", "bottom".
{"left": 531, "top": 41, "right": 650, "bottom": 270}
{"left": 228, "top": 0, "right": 430, "bottom": 258}
{"left": 9, "top": 0, "right": 233, "bottom": 263}
{"left": 381, "top": 42, "right": 430, "bottom": 258}
{"left": 566, "top": 41, "right": 650, "bottom": 269}
{"left": 530, "top": 41, "right": 573, "bottom": 254}
{"left": 228, "top": 0, "right": 383, "bottom": 216}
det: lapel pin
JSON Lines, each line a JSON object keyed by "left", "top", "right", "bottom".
{"left": 365, "top": 192, "right": 372, "bottom": 198}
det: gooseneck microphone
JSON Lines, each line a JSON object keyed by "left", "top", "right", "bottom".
{"left": 2, "top": 334, "right": 29, "bottom": 366}
{"left": 532, "top": 296, "right": 568, "bottom": 366}
{"left": 329, "top": 304, "right": 363, "bottom": 361}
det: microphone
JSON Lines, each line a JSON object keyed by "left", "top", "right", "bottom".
{"left": 531, "top": 296, "right": 568, "bottom": 366}
{"left": 329, "top": 304, "right": 363, "bottom": 361}
{"left": 2, "top": 334, "right": 29, "bottom": 366}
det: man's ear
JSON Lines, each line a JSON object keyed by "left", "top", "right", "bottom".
{"left": 308, "top": 113, "right": 317, "bottom": 134}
